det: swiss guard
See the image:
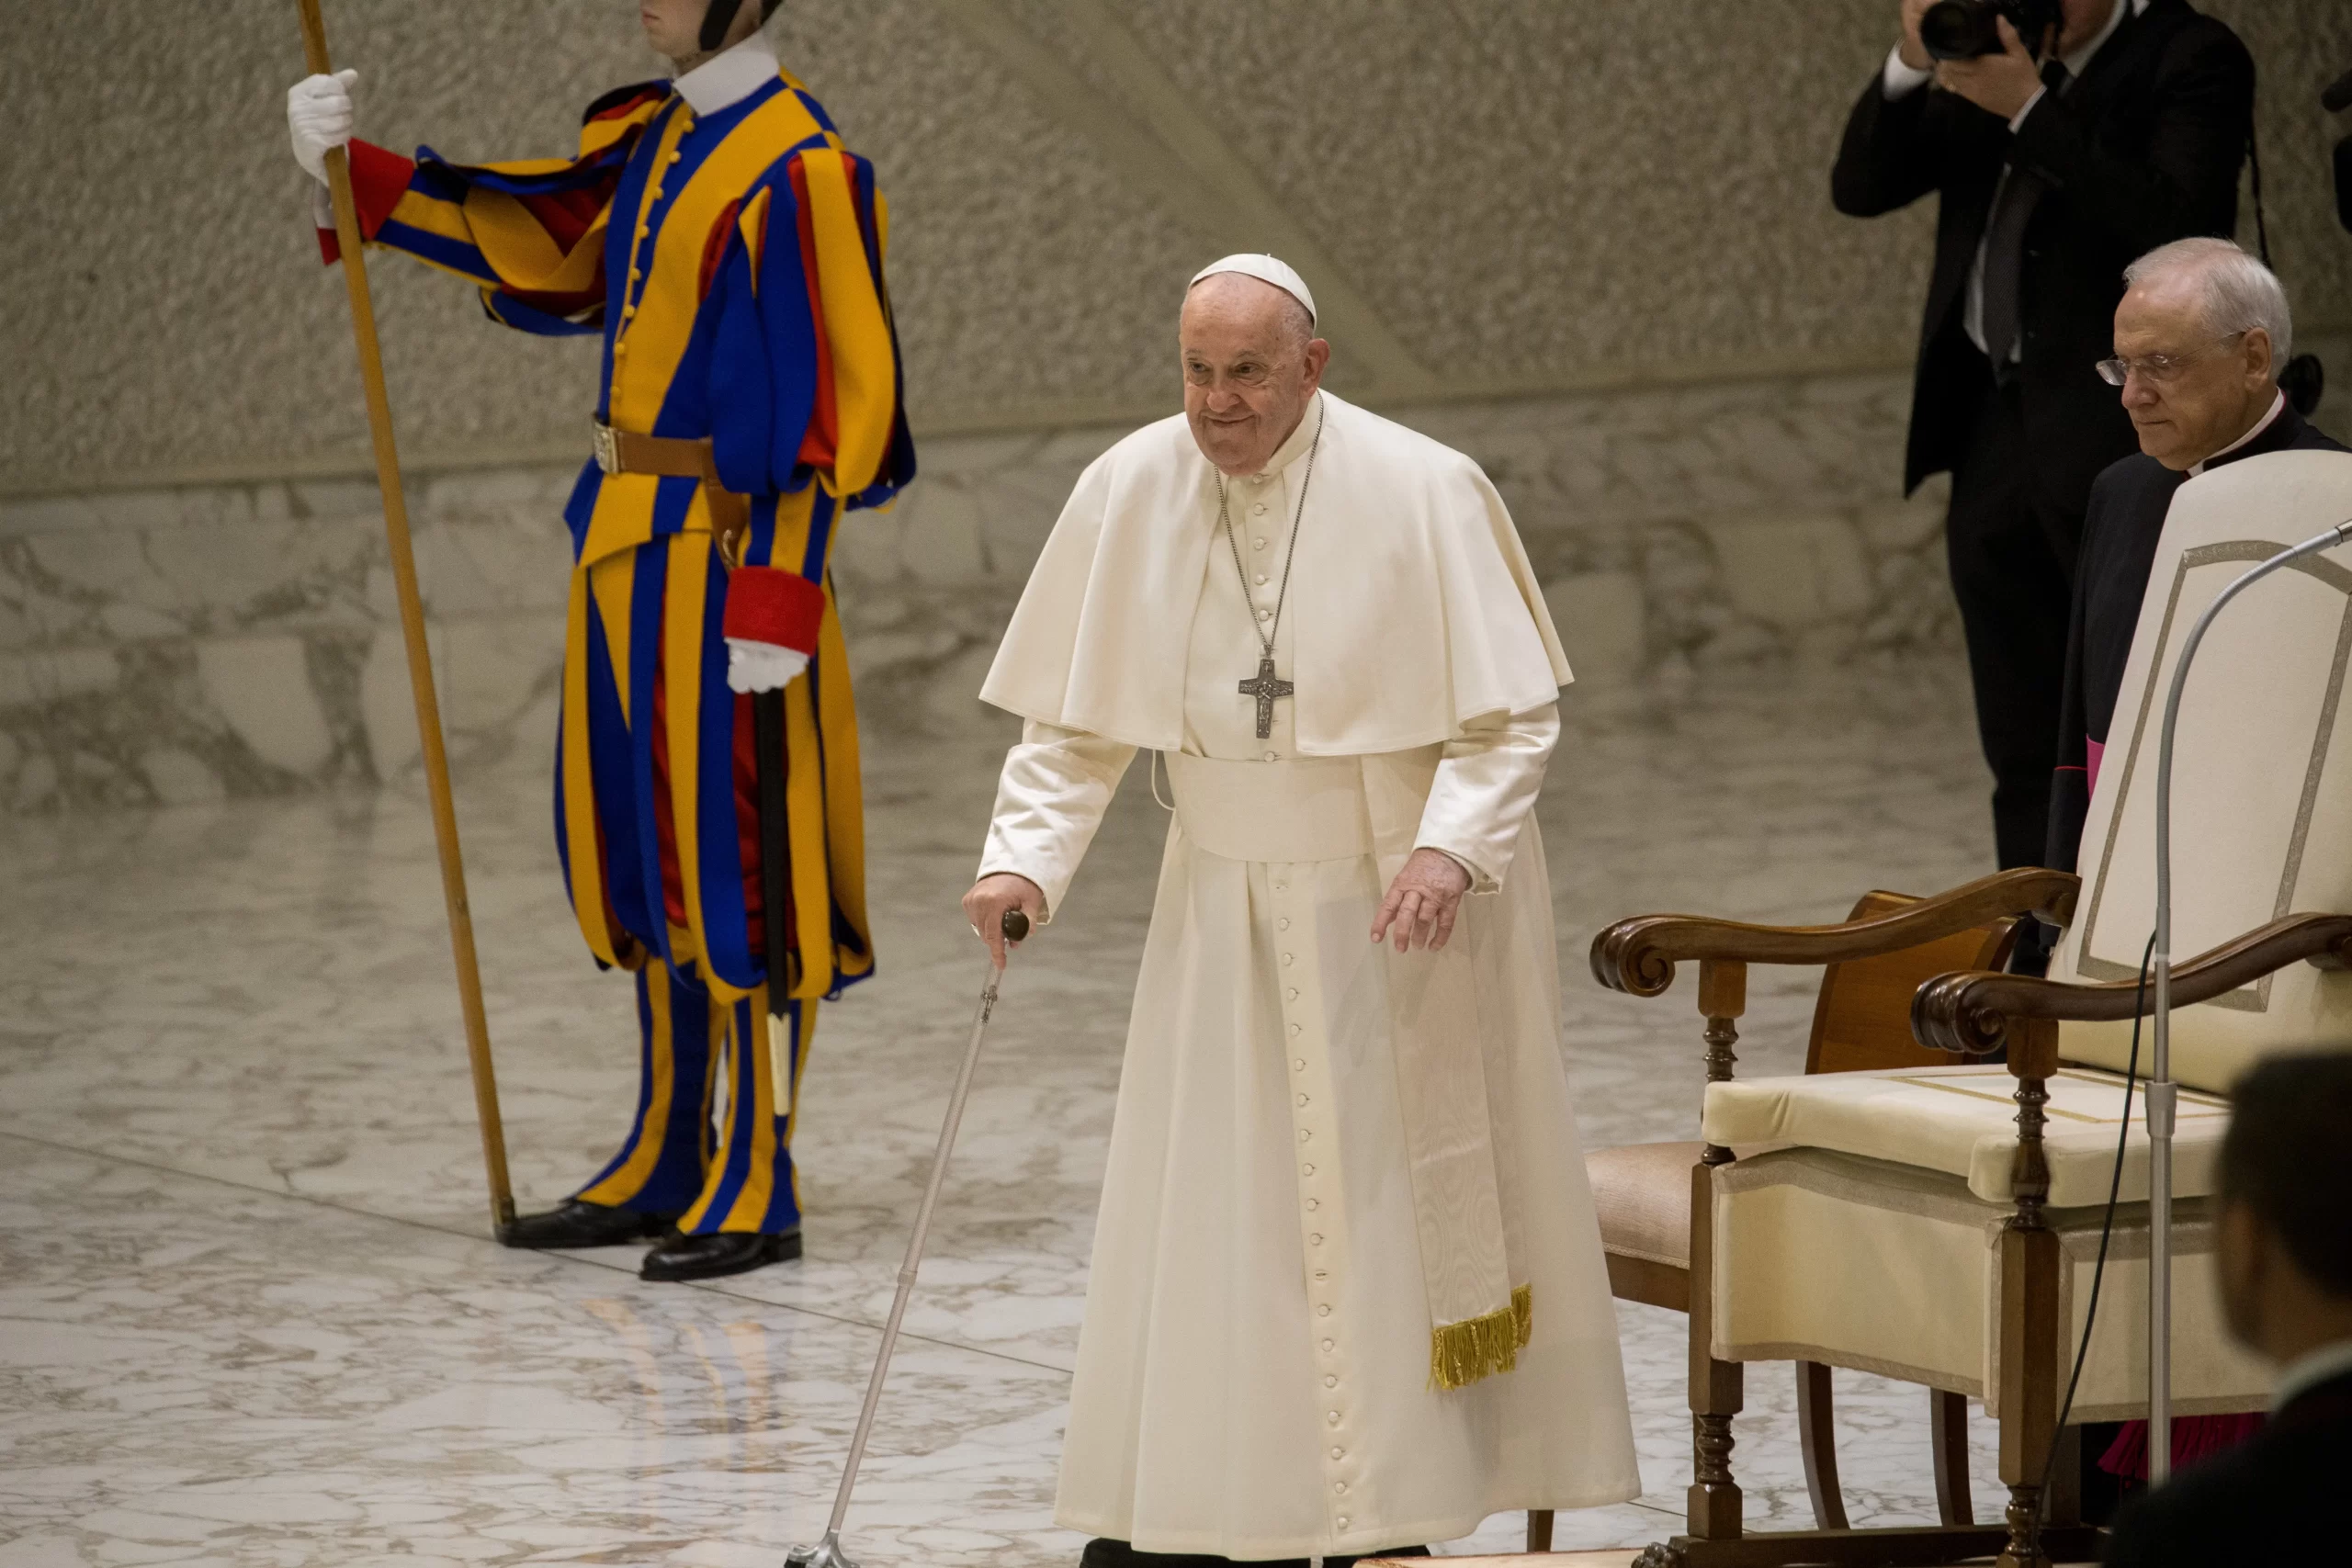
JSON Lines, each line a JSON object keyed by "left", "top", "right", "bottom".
{"left": 285, "top": 0, "right": 914, "bottom": 1280}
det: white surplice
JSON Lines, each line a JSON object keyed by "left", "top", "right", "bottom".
{"left": 977, "top": 393, "right": 1639, "bottom": 1559}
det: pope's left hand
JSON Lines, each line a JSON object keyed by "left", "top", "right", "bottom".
{"left": 1935, "top": 17, "right": 2047, "bottom": 122}
{"left": 1372, "top": 848, "right": 1472, "bottom": 954}
{"left": 726, "top": 639, "right": 809, "bottom": 694}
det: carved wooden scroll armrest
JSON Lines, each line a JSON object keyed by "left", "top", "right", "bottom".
{"left": 1912, "top": 912, "right": 2352, "bottom": 1055}
{"left": 1589, "top": 866, "right": 2081, "bottom": 999}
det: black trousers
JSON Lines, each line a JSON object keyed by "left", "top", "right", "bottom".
{"left": 1945, "top": 369, "right": 2082, "bottom": 870}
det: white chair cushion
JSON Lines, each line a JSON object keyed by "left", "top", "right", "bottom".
{"left": 2055, "top": 450, "right": 2352, "bottom": 1091}
{"left": 1700, "top": 1064, "right": 2231, "bottom": 1206}
{"left": 1711, "top": 1148, "right": 2270, "bottom": 1420}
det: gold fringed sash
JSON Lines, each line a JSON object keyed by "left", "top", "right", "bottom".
{"left": 1166, "top": 748, "right": 1531, "bottom": 1392}
{"left": 1431, "top": 1284, "right": 1535, "bottom": 1392}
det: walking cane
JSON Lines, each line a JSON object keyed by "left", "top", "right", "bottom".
{"left": 786, "top": 907, "right": 1031, "bottom": 1568}
{"left": 293, "top": 0, "right": 517, "bottom": 1236}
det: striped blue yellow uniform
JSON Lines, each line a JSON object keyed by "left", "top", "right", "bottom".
{"left": 327, "top": 57, "right": 912, "bottom": 1235}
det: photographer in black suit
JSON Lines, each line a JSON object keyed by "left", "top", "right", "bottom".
{"left": 1832, "top": 0, "right": 2253, "bottom": 869}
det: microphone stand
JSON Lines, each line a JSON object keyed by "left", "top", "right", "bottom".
{"left": 2146, "top": 516, "right": 2351, "bottom": 1483}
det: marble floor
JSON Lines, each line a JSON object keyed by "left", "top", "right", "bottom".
{"left": 0, "top": 659, "right": 2017, "bottom": 1566}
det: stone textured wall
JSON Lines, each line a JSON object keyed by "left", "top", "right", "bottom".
{"left": 6, "top": 339, "right": 2342, "bottom": 814}
{"left": 2, "top": 0, "right": 2346, "bottom": 494}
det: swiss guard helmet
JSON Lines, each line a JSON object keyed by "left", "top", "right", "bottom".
{"left": 700, "top": 0, "right": 786, "bottom": 51}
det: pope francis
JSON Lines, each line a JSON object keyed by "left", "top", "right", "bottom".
{"left": 964, "top": 255, "right": 1639, "bottom": 1565}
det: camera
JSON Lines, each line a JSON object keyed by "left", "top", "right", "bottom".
{"left": 1919, "top": 0, "right": 2063, "bottom": 62}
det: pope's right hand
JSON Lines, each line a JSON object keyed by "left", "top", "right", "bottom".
{"left": 963, "top": 874, "right": 1044, "bottom": 972}
{"left": 288, "top": 70, "right": 358, "bottom": 184}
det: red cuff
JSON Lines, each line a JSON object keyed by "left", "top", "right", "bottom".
{"left": 722, "top": 568, "right": 824, "bottom": 655}
{"left": 318, "top": 139, "right": 418, "bottom": 264}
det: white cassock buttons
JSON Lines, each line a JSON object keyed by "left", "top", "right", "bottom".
{"left": 1294, "top": 1057, "right": 1306, "bottom": 1071}
{"left": 1283, "top": 953, "right": 1295, "bottom": 966}
{"left": 1301, "top": 1164, "right": 1315, "bottom": 1177}
{"left": 1330, "top": 1448, "right": 1344, "bottom": 1460}
{"left": 1322, "top": 1344, "right": 1334, "bottom": 1356}
{"left": 1253, "top": 536, "right": 1267, "bottom": 550}
{"left": 1252, "top": 502, "right": 1268, "bottom": 514}
{"left": 1337, "top": 1517, "right": 1350, "bottom": 1529}
{"left": 1262, "top": 750, "right": 1277, "bottom": 761}
{"left": 1279, "top": 919, "right": 1291, "bottom": 931}
{"left": 1334, "top": 1483, "right": 1348, "bottom": 1495}
{"left": 1257, "top": 608, "right": 1273, "bottom": 622}
{"left": 1298, "top": 1128, "right": 1311, "bottom": 1143}
{"left": 1255, "top": 573, "right": 1268, "bottom": 585}
{"left": 1296, "top": 1094, "right": 1309, "bottom": 1108}
{"left": 1328, "top": 1411, "right": 1341, "bottom": 1425}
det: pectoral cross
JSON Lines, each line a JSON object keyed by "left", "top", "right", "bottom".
{"left": 1238, "top": 656, "right": 1294, "bottom": 741}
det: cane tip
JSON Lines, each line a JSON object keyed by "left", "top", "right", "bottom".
{"left": 1001, "top": 908, "right": 1031, "bottom": 942}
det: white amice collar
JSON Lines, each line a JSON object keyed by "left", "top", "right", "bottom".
{"left": 675, "top": 31, "right": 779, "bottom": 117}
{"left": 1252, "top": 392, "right": 1326, "bottom": 480}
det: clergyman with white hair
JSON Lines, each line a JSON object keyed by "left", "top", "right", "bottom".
{"left": 2048, "top": 236, "right": 2348, "bottom": 881}
{"left": 961, "top": 257, "right": 1640, "bottom": 1565}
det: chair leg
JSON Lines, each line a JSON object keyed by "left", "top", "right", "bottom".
{"left": 1526, "top": 1508, "right": 1554, "bottom": 1551}
{"left": 1795, "top": 1360, "right": 1849, "bottom": 1531}
{"left": 1687, "top": 1144, "right": 1745, "bottom": 1539}
{"left": 1930, "top": 1388, "right": 1973, "bottom": 1526}
{"left": 1996, "top": 1048, "right": 2063, "bottom": 1568}
{"left": 1685, "top": 967, "right": 1750, "bottom": 1542}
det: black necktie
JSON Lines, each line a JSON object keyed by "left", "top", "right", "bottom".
{"left": 1979, "top": 60, "right": 2072, "bottom": 381}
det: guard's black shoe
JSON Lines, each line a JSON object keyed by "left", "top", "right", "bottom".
{"left": 500, "top": 1199, "right": 676, "bottom": 1249}
{"left": 639, "top": 1227, "right": 803, "bottom": 1281}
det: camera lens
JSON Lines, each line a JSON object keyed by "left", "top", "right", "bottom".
{"left": 1920, "top": 0, "right": 1999, "bottom": 61}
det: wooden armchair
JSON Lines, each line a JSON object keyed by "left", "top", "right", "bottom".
{"left": 1528, "top": 888, "right": 2021, "bottom": 1556}
{"left": 1574, "top": 864, "right": 2352, "bottom": 1568}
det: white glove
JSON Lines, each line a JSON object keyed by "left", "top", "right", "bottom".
{"left": 727, "top": 639, "right": 810, "bottom": 694}
{"left": 288, "top": 69, "right": 358, "bottom": 184}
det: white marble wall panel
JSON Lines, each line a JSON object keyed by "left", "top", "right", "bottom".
{"left": 0, "top": 367, "right": 2015, "bottom": 818}
{"left": 39, "top": 332, "right": 2351, "bottom": 818}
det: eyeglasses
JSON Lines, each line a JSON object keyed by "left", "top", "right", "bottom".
{"left": 2096, "top": 332, "right": 2246, "bottom": 388}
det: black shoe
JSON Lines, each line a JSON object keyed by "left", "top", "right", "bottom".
{"left": 1080, "top": 1545, "right": 1272, "bottom": 1568}
{"left": 639, "top": 1227, "right": 803, "bottom": 1281}
{"left": 1085, "top": 1542, "right": 1404, "bottom": 1567}
{"left": 500, "top": 1199, "right": 677, "bottom": 1249}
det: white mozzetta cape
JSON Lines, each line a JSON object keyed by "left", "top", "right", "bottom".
{"left": 980, "top": 391, "right": 1572, "bottom": 753}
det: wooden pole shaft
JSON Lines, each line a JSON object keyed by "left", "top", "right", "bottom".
{"left": 296, "top": 0, "right": 516, "bottom": 1235}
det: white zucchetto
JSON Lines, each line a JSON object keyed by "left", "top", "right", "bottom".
{"left": 1188, "top": 254, "right": 1317, "bottom": 325}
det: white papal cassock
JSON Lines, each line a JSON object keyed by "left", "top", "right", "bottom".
{"left": 977, "top": 390, "right": 1639, "bottom": 1559}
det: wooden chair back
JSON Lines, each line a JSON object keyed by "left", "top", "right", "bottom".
{"left": 1804, "top": 891, "right": 2019, "bottom": 1075}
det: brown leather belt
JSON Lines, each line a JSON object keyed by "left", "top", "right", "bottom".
{"left": 591, "top": 421, "right": 751, "bottom": 563}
